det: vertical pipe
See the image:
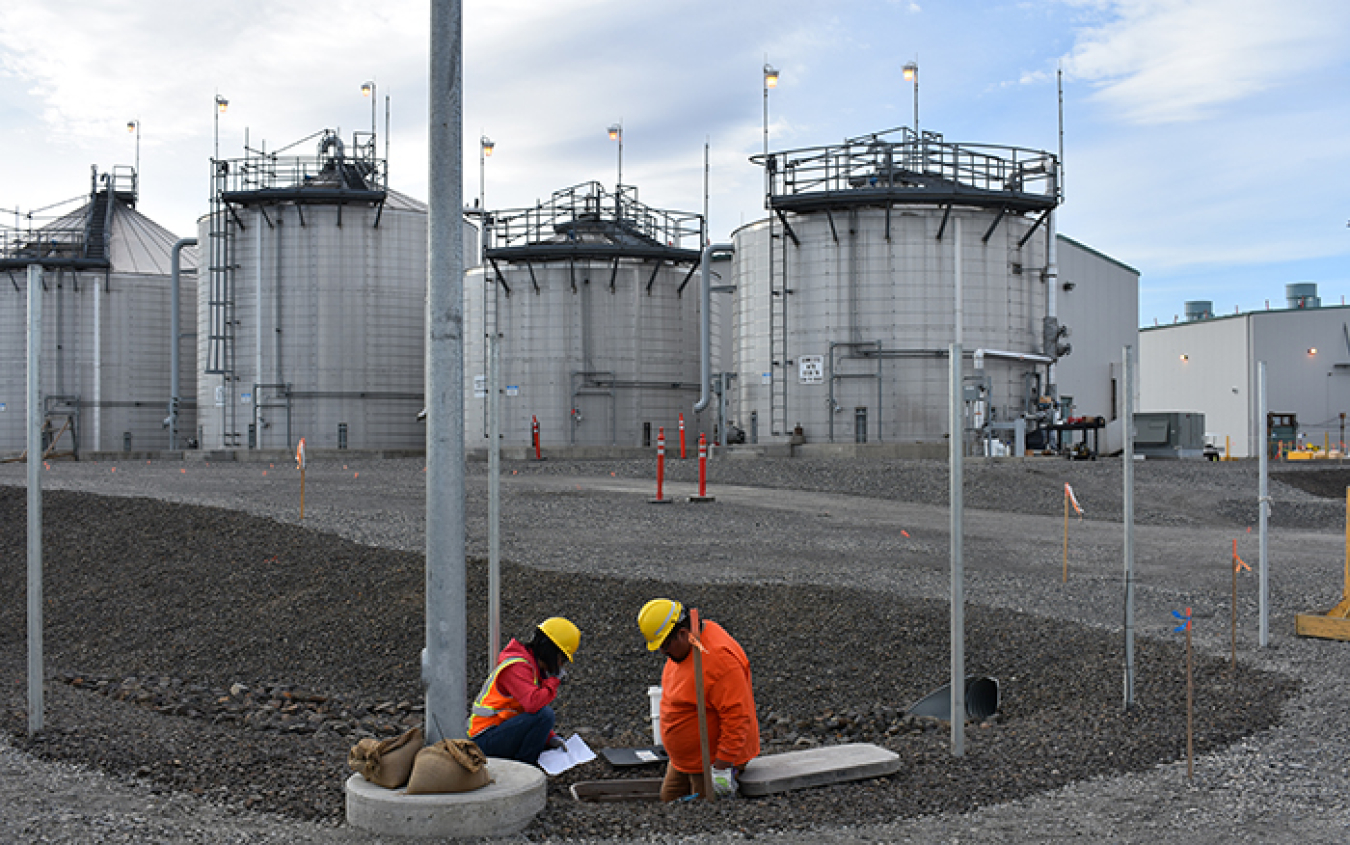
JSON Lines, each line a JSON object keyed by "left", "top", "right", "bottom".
{"left": 92, "top": 270, "right": 101, "bottom": 449}
{"left": 1258, "top": 362, "right": 1269, "bottom": 647}
{"left": 1123, "top": 344, "right": 1136, "bottom": 708}
{"left": 170, "top": 239, "right": 196, "bottom": 450}
{"left": 424, "top": 0, "right": 466, "bottom": 744}
{"left": 488, "top": 263, "right": 501, "bottom": 665}
{"left": 949, "top": 216, "right": 964, "bottom": 757}
{"left": 27, "top": 264, "right": 44, "bottom": 736}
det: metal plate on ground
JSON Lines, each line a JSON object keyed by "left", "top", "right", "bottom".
{"left": 570, "top": 778, "right": 664, "bottom": 802}
{"left": 600, "top": 746, "right": 668, "bottom": 767}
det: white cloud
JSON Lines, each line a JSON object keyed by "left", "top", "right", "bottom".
{"left": 1061, "top": 0, "right": 1350, "bottom": 124}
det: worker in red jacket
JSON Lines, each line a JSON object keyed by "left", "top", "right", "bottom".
{"left": 467, "top": 617, "right": 580, "bottom": 764}
{"left": 638, "top": 598, "right": 760, "bottom": 801}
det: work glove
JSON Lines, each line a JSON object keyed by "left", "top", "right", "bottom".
{"left": 711, "top": 766, "right": 738, "bottom": 799}
{"left": 546, "top": 734, "right": 566, "bottom": 750}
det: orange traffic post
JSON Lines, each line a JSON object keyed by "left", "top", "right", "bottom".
{"left": 679, "top": 413, "right": 687, "bottom": 459}
{"left": 531, "top": 415, "right": 542, "bottom": 461}
{"left": 690, "top": 433, "right": 715, "bottom": 503}
{"left": 295, "top": 437, "right": 307, "bottom": 520}
{"left": 650, "top": 427, "right": 671, "bottom": 504}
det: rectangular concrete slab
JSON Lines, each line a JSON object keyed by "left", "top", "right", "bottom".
{"left": 738, "top": 743, "right": 901, "bottom": 797}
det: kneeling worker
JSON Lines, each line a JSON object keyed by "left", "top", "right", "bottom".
{"left": 468, "top": 617, "right": 580, "bottom": 764}
{"left": 638, "top": 598, "right": 759, "bottom": 801}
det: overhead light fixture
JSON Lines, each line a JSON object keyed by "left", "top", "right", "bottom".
{"left": 126, "top": 120, "right": 137, "bottom": 133}
{"left": 215, "top": 95, "right": 228, "bottom": 114}
{"left": 903, "top": 61, "right": 918, "bottom": 83}
{"left": 607, "top": 124, "right": 621, "bottom": 141}
{"left": 361, "top": 81, "right": 374, "bottom": 98}
{"left": 1308, "top": 347, "right": 1318, "bottom": 355}
{"left": 1179, "top": 354, "right": 1189, "bottom": 362}
{"left": 764, "top": 63, "right": 779, "bottom": 89}
{"left": 481, "top": 136, "right": 494, "bottom": 157}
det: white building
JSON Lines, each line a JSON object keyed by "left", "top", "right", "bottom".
{"left": 1139, "top": 284, "right": 1350, "bottom": 458}
{"left": 1055, "top": 235, "right": 1140, "bottom": 454}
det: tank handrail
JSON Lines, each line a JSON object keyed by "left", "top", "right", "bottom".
{"left": 751, "top": 132, "right": 1058, "bottom": 204}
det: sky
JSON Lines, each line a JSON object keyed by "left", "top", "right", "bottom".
{"left": 1, "top": 0, "right": 1347, "bottom": 327}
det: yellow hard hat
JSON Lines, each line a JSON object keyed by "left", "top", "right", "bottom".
{"left": 537, "top": 617, "right": 580, "bottom": 662}
{"left": 638, "top": 598, "right": 683, "bottom": 651}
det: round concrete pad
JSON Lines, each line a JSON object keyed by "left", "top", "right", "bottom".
{"left": 346, "top": 758, "right": 546, "bottom": 839}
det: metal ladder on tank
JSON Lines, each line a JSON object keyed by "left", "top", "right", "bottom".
{"left": 205, "top": 160, "right": 240, "bottom": 446}
{"left": 768, "top": 211, "right": 792, "bottom": 437}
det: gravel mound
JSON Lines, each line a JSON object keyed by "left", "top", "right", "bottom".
{"left": 0, "top": 482, "right": 1299, "bottom": 841}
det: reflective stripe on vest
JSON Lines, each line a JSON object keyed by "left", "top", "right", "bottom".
{"left": 467, "top": 656, "right": 533, "bottom": 736}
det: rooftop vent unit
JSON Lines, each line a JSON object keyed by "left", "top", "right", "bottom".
{"left": 1184, "top": 301, "right": 1213, "bottom": 321}
{"left": 1287, "top": 283, "right": 1320, "bottom": 309}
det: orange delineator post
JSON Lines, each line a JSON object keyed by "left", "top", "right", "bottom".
{"left": 531, "top": 415, "right": 541, "bottom": 461}
{"left": 679, "top": 413, "right": 687, "bottom": 459}
{"left": 650, "top": 427, "right": 670, "bottom": 504}
{"left": 697, "top": 433, "right": 708, "bottom": 497}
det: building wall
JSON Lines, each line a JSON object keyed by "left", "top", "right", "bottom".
{"left": 1055, "top": 235, "right": 1140, "bottom": 454}
{"left": 1140, "top": 306, "right": 1350, "bottom": 458}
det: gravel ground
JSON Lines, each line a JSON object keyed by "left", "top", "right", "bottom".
{"left": 2, "top": 453, "right": 1350, "bottom": 843}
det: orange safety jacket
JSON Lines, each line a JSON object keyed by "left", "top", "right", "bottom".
{"left": 659, "top": 619, "right": 760, "bottom": 773}
{"left": 467, "top": 638, "right": 559, "bottom": 736}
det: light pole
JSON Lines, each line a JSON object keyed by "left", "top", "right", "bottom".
{"left": 762, "top": 62, "right": 778, "bottom": 157}
{"left": 213, "top": 94, "right": 228, "bottom": 161}
{"left": 903, "top": 61, "right": 919, "bottom": 137}
{"left": 127, "top": 119, "right": 140, "bottom": 192}
{"left": 361, "top": 80, "right": 377, "bottom": 138}
{"left": 480, "top": 132, "right": 501, "bottom": 667}
{"left": 607, "top": 122, "right": 623, "bottom": 189}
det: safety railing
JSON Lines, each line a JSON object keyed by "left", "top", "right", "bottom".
{"left": 488, "top": 181, "right": 703, "bottom": 252}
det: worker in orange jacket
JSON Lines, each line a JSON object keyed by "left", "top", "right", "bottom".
{"left": 467, "top": 617, "right": 580, "bottom": 764}
{"left": 638, "top": 598, "right": 760, "bottom": 801}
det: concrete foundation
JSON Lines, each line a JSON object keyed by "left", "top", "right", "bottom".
{"left": 738, "top": 743, "right": 901, "bottom": 797}
{"left": 345, "top": 758, "right": 546, "bottom": 839}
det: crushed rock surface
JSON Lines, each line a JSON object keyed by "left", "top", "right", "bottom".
{"left": 2, "top": 455, "right": 1349, "bottom": 843}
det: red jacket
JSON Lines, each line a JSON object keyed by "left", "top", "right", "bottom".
{"left": 468, "top": 638, "right": 560, "bottom": 736}
{"left": 659, "top": 620, "right": 760, "bottom": 773}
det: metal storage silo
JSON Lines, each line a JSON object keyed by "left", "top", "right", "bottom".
{"left": 1, "top": 166, "right": 198, "bottom": 457}
{"left": 464, "top": 181, "right": 706, "bottom": 448}
{"left": 196, "top": 129, "right": 428, "bottom": 451}
{"left": 735, "top": 128, "right": 1064, "bottom": 451}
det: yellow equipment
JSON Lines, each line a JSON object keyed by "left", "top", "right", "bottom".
{"left": 537, "top": 617, "right": 580, "bottom": 661}
{"left": 638, "top": 598, "right": 683, "bottom": 651}
{"left": 1295, "top": 489, "right": 1350, "bottom": 641}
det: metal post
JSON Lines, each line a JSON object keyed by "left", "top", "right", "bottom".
{"left": 424, "top": 0, "right": 467, "bottom": 744}
{"left": 949, "top": 215, "right": 964, "bottom": 756}
{"left": 1259, "top": 361, "right": 1269, "bottom": 647}
{"left": 27, "top": 264, "right": 44, "bottom": 736}
{"left": 1123, "top": 345, "right": 1136, "bottom": 708}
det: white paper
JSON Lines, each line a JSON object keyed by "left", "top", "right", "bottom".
{"left": 537, "top": 733, "right": 596, "bottom": 776}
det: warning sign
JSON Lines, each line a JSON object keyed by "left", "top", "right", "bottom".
{"left": 799, "top": 355, "right": 824, "bottom": 385}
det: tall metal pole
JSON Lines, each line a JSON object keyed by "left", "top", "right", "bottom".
{"left": 949, "top": 216, "right": 965, "bottom": 756}
{"left": 425, "top": 0, "right": 467, "bottom": 744}
{"left": 1123, "top": 345, "right": 1136, "bottom": 709}
{"left": 1259, "top": 361, "right": 1270, "bottom": 647}
{"left": 482, "top": 135, "right": 502, "bottom": 666}
{"left": 27, "top": 263, "right": 44, "bottom": 736}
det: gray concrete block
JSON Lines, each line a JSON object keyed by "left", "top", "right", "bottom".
{"left": 345, "top": 757, "right": 546, "bottom": 838}
{"left": 738, "top": 743, "right": 901, "bottom": 797}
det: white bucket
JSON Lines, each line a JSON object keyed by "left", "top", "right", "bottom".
{"left": 647, "top": 685, "right": 662, "bottom": 746}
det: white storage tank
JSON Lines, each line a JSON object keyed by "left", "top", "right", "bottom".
{"left": 734, "top": 129, "right": 1062, "bottom": 449}
{"left": 0, "top": 167, "right": 198, "bottom": 456}
{"left": 195, "top": 130, "right": 431, "bottom": 452}
{"left": 463, "top": 181, "right": 707, "bottom": 448}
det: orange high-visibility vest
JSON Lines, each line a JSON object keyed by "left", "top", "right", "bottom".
{"left": 467, "top": 657, "right": 534, "bottom": 736}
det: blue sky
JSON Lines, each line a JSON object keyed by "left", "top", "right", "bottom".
{"left": 1, "top": 0, "right": 1346, "bottom": 326}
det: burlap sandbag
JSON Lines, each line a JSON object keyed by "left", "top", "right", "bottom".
{"left": 405, "top": 739, "right": 494, "bottom": 794}
{"left": 348, "top": 726, "right": 423, "bottom": 789}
